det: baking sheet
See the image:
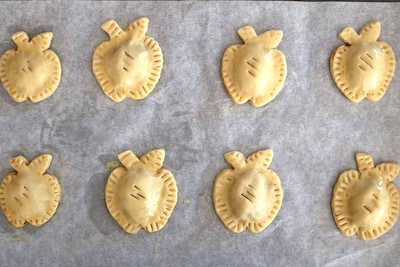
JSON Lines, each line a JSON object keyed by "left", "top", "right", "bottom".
{"left": 0, "top": 1, "right": 399, "bottom": 266}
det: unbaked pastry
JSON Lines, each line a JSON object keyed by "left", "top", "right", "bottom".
{"left": 0, "top": 32, "right": 62, "bottom": 103}
{"left": 330, "top": 22, "right": 395, "bottom": 103}
{"left": 0, "top": 154, "right": 61, "bottom": 227}
{"left": 213, "top": 149, "right": 283, "bottom": 233}
{"left": 105, "top": 149, "right": 177, "bottom": 233}
{"left": 332, "top": 153, "right": 399, "bottom": 240}
{"left": 93, "top": 18, "right": 163, "bottom": 103}
{"left": 221, "top": 26, "right": 287, "bottom": 107}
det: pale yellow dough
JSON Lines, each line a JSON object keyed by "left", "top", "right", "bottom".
{"left": 332, "top": 153, "right": 399, "bottom": 240}
{"left": 330, "top": 22, "right": 395, "bottom": 103}
{"left": 105, "top": 149, "right": 177, "bottom": 234}
{"left": 0, "top": 154, "right": 61, "bottom": 228}
{"left": 221, "top": 26, "right": 287, "bottom": 107}
{"left": 93, "top": 18, "right": 163, "bottom": 103}
{"left": 0, "top": 32, "right": 62, "bottom": 103}
{"left": 213, "top": 149, "right": 283, "bottom": 233}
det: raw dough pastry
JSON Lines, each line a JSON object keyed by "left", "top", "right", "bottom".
{"left": 105, "top": 149, "right": 177, "bottom": 234}
{"left": 0, "top": 32, "right": 62, "bottom": 103}
{"left": 213, "top": 149, "right": 283, "bottom": 233}
{"left": 92, "top": 18, "right": 163, "bottom": 103}
{"left": 221, "top": 26, "right": 287, "bottom": 107}
{"left": 330, "top": 22, "right": 395, "bottom": 103}
{"left": 0, "top": 154, "right": 61, "bottom": 228}
{"left": 332, "top": 153, "right": 399, "bottom": 240}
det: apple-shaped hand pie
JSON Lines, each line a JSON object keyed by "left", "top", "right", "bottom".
{"left": 0, "top": 154, "right": 61, "bottom": 228}
{"left": 213, "top": 149, "right": 283, "bottom": 233}
{"left": 93, "top": 17, "right": 163, "bottom": 103}
{"left": 330, "top": 22, "right": 395, "bottom": 103}
{"left": 105, "top": 149, "right": 177, "bottom": 234}
{"left": 221, "top": 25, "right": 287, "bottom": 107}
{"left": 332, "top": 153, "right": 399, "bottom": 240}
{"left": 0, "top": 32, "right": 62, "bottom": 103}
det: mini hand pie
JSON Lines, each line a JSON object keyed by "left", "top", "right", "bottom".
{"left": 93, "top": 18, "right": 163, "bottom": 103}
{"left": 213, "top": 149, "right": 283, "bottom": 233}
{"left": 105, "top": 149, "right": 177, "bottom": 234}
{"left": 332, "top": 153, "right": 399, "bottom": 240}
{"left": 330, "top": 22, "right": 395, "bottom": 103}
{"left": 0, "top": 154, "right": 61, "bottom": 228}
{"left": 221, "top": 26, "right": 287, "bottom": 107}
{"left": 0, "top": 32, "right": 61, "bottom": 103}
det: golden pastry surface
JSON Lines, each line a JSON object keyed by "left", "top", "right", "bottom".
{"left": 221, "top": 26, "right": 287, "bottom": 107}
{"left": 330, "top": 22, "right": 395, "bottom": 103}
{"left": 0, "top": 32, "right": 61, "bottom": 103}
{"left": 213, "top": 149, "right": 283, "bottom": 233}
{"left": 93, "top": 18, "right": 163, "bottom": 103}
{"left": 0, "top": 154, "right": 61, "bottom": 227}
{"left": 332, "top": 153, "right": 399, "bottom": 240}
{"left": 105, "top": 149, "right": 177, "bottom": 234}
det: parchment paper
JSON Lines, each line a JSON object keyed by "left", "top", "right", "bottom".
{"left": 0, "top": 1, "right": 399, "bottom": 266}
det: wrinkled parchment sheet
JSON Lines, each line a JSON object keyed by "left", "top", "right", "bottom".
{"left": 0, "top": 1, "right": 399, "bottom": 266}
